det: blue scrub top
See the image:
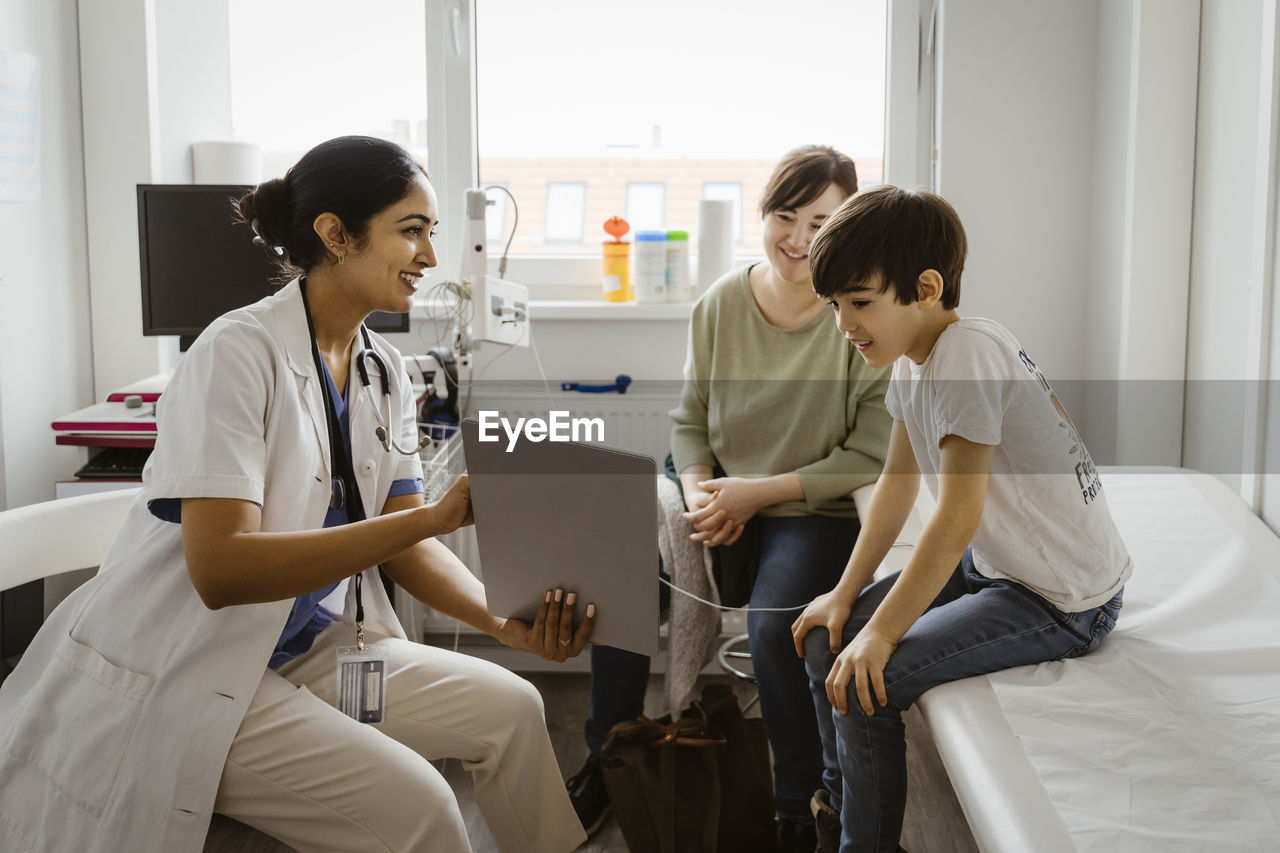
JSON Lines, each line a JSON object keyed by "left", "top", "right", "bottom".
{"left": 150, "top": 359, "right": 423, "bottom": 668}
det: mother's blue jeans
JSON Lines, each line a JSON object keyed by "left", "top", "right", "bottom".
{"left": 587, "top": 513, "right": 860, "bottom": 823}
{"left": 803, "top": 550, "right": 1123, "bottom": 852}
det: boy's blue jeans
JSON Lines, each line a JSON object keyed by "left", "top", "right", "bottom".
{"left": 803, "top": 550, "right": 1123, "bottom": 853}
{"left": 586, "top": 514, "right": 860, "bottom": 823}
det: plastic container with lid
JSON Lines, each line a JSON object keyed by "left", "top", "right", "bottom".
{"left": 664, "top": 230, "right": 693, "bottom": 302}
{"left": 633, "top": 230, "right": 668, "bottom": 303}
{"left": 602, "top": 216, "right": 632, "bottom": 302}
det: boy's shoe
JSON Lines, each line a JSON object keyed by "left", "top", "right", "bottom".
{"left": 775, "top": 816, "right": 816, "bottom": 853}
{"left": 811, "top": 789, "right": 841, "bottom": 853}
{"left": 565, "top": 755, "right": 611, "bottom": 836}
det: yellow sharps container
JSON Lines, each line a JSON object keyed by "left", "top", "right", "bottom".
{"left": 602, "top": 216, "right": 632, "bottom": 302}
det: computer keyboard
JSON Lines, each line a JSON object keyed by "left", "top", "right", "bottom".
{"left": 75, "top": 446, "right": 153, "bottom": 479}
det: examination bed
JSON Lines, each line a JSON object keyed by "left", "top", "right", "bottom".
{"left": 912, "top": 468, "right": 1280, "bottom": 851}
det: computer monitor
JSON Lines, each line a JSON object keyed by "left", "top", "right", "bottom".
{"left": 137, "top": 184, "right": 410, "bottom": 350}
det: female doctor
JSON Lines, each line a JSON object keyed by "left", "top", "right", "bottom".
{"left": 0, "top": 136, "right": 593, "bottom": 853}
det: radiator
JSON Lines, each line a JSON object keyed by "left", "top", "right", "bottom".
{"left": 396, "top": 384, "right": 680, "bottom": 643}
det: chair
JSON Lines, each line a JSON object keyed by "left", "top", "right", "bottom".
{"left": 0, "top": 489, "right": 290, "bottom": 852}
{"left": 0, "top": 488, "right": 138, "bottom": 594}
{"left": 716, "top": 632, "right": 760, "bottom": 713}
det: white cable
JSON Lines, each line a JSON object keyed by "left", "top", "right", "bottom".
{"left": 659, "top": 576, "right": 806, "bottom": 612}
{"left": 418, "top": 279, "right": 470, "bottom": 351}
{"left": 526, "top": 323, "right": 557, "bottom": 408}
{"left": 658, "top": 541, "right": 917, "bottom": 613}
{"left": 482, "top": 184, "right": 519, "bottom": 280}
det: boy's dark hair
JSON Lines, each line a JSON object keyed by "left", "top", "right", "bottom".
{"left": 235, "top": 135, "right": 429, "bottom": 277}
{"left": 809, "top": 185, "right": 967, "bottom": 309}
{"left": 759, "top": 144, "right": 859, "bottom": 216}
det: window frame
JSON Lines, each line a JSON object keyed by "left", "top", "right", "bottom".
{"left": 701, "top": 181, "right": 745, "bottom": 243}
{"left": 543, "top": 180, "right": 589, "bottom": 244}
{"left": 624, "top": 181, "right": 668, "bottom": 233}
{"left": 424, "top": 0, "right": 931, "bottom": 295}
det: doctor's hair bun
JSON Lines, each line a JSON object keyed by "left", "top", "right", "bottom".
{"left": 235, "top": 178, "right": 289, "bottom": 244}
{"left": 235, "top": 136, "right": 428, "bottom": 277}
{"left": 234, "top": 177, "right": 299, "bottom": 279}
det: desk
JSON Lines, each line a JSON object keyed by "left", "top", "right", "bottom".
{"left": 52, "top": 400, "right": 158, "bottom": 441}
{"left": 52, "top": 400, "right": 157, "bottom": 497}
{"left": 44, "top": 396, "right": 160, "bottom": 622}
{"left": 102, "top": 370, "right": 171, "bottom": 404}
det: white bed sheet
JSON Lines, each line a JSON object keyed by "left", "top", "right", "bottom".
{"left": 978, "top": 470, "right": 1280, "bottom": 851}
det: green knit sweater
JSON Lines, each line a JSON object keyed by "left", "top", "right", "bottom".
{"left": 669, "top": 265, "right": 892, "bottom": 518}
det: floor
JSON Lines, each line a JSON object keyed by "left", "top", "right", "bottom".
{"left": 205, "top": 671, "right": 978, "bottom": 852}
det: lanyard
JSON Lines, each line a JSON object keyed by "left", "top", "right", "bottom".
{"left": 300, "top": 277, "right": 369, "bottom": 648}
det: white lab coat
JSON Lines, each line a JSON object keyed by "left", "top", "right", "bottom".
{"left": 0, "top": 279, "right": 422, "bottom": 852}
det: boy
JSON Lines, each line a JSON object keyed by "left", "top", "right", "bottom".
{"left": 790, "top": 186, "right": 1131, "bottom": 853}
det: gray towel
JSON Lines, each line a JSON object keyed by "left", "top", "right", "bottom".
{"left": 655, "top": 475, "right": 720, "bottom": 713}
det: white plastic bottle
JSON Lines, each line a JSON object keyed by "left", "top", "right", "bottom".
{"left": 664, "top": 230, "right": 693, "bottom": 301}
{"left": 633, "top": 231, "right": 668, "bottom": 303}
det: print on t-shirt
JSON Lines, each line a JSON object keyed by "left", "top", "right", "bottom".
{"left": 1017, "top": 347, "right": 1103, "bottom": 505}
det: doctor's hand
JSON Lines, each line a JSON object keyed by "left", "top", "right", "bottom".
{"left": 497, "top": 588, "right": 596, "bottom": 662}
{"left": 423, "top": 475, "right": 473, "bottom": 537}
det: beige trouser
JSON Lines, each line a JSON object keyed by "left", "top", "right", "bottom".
{"left": 213, "top": 622, "right": 587, "bottom": 853}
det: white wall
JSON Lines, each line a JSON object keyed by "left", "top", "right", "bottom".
{"left": 1082, "top": 0, "right": 1134, "bottom": 465}
{"left": 79, "top": 0, "right": 163, "bottom": 397}
{"left": 155, "top": 1, "right": 233, "bottom": 183}
{"left": 1185, "top": 0, "right": 1280, "bottom": 532}
{"left": 0, "top": 2, "right": 94, "bottom": 508}
{"left": 79, "top": 0, "right": 238, "bottom": 396}
{"left": 934, "top": 0, "right": 1201, "bottom": 468}
{"left": 932, "top": 0, "right": 1100, "bottom": 453}
{"left": 1184, "top": 0, "right": 1265, "bottom": 492}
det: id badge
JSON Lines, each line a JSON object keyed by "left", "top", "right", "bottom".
{"left": 336, "top": 643, "right": 388, "bottom": 724}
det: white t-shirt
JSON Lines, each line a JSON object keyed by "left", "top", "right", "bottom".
{"left": 885, "top": 317, "right": 1132, "bottom": 611}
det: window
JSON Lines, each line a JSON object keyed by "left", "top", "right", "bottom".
{"left": 483, "top": 182, "right": 511, "bottom": 246}
{"left": 702, "top": 182, "right": 744, "bottom": 243}
{"left": 543, "top": 182, "right": 587, "bottom": 243}
{"left": 227, "top": 0, "right": 917, "bottom": 292}
{"left": 474, "top": 0, "right": 887, "bottom": 265}
{"left": 226, "top": 0, "right": 428, "bottom": 180}
{"left": 625, "top": 182, "right": 666, "bottom": 233}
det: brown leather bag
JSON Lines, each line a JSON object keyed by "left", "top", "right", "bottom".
{"left": 600, "top": 682, "right": 777, "bottom": 853}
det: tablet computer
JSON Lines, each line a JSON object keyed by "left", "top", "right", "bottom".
{"left": 460, "top": 417, "right": 661, "bottom": 657}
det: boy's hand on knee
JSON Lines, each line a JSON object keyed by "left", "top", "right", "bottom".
{"left": 791, "top": 591, "right": 854, "bottom": 658}
{"left": 828, "top": 628, "right": 896, "bottom": 715}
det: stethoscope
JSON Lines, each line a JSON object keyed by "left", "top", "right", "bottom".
{"left": 354, "top": 329, "right": 431, "bottom": 455}
{"left": 301, "top": 277, "right": 429, "bottom": 458}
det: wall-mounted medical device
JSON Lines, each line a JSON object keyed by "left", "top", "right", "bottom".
{"left": 460, "top": 189, "right": 529, "bottom": 350}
